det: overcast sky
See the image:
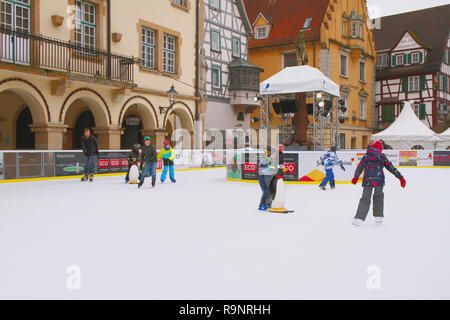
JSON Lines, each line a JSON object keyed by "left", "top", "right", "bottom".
{"left": 366, "top": 0, "right": 450, "bottom": 18}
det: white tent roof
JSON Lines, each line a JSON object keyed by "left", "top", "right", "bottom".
{"left": 371, "top": 102, "right": 443, "bottom": 149}
{"left": 260, "top": 66, "right": 340, "bottom": 97}
{"left": 437, "top": 127, "right": 450, "bottom": 149}
{"left": 439, "top": 127, "right": 450, "bottom": 138}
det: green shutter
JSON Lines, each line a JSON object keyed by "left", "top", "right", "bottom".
{"left": 444, "top": 104, "right": 448, "bottom": 111}
{"left": 392, "top": 55, "right": 396, "bottom": 66}
{"left": 382, "top": 105, "right": 395, "bottom": 122}
{"left": 419, "top": 104, "right": 426, "bottom": 120}
{"left": 402, "top": 77, "right": 408, "bottom": 92}
{"left": 420, "top": 75, "right": 426, "bottom": 91}
{"left": 408, "top": 53, "right": 412, "bottom": 64}
{"left": 444, "top": 76, "right": 448, "bottom": 93}
{"left": 419, "top": 52, "right": 424, "bottom": 63}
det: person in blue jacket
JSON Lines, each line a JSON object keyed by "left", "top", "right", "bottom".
{"left": 158, "top": 140, "right": 176, "bottom": 183}
{"left": 258, "top": 147, "right": 279, "bottom": 211}
{"left": 319, "top": 146, "right": 345, "bottom": 190}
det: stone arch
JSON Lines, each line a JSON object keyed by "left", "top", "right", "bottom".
{"left": 60, "top": 88, "right": 111, "bottom": 126}
{"left": 162, "top": 101, "right": 195, "bottom": 132}
{"left": 119, "top": 96, "right": 159, "bottom": 130}
{"left": 0, "top": 78, "right": 50, "bottom": 123}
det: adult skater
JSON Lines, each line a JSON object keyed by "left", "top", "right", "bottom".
{"left": 258, "top": 147, "right": 279, "bottom": 211}
{"left": 125, "top": 143, "right": 141, "bottom": 183}
{"left": 158, "top": 140, "right": 176, "bottom": 183}
{"left": 80, "top": 128, "right": 98, "bottom": 182}
{"left": 351, "top": 140, "right": 406, "bottom": 226}
{"left": 318, "top": 146, "right": 345, "bottom": 190}
{"left": 138, "top": 136, "right": 157, "bottom": 188}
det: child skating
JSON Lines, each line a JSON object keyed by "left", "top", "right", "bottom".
{"left": 138, "top": 136, "right": 158, "bottom": 188}
{"left": 158, "top": 140, "right": 176, "bottom": 183}
{"left": 125, "top": 143, "right": 141, "bottom": 183}
{"left": 319, "top": 146, "right": 345, "bottom": 190}
{"left": 351, "top": 141, "right": 406, "bottom": 226}
{"left": 258, "top": 147, "right": 279, "bottom": 211}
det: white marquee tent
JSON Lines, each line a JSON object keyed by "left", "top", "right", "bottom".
{"left": 437, "top": 127, "right": 450, "bottom": 149}
{"left": 371, "top": 102, "right": 443, "bottom": 149}
{"left": 260, "top": 66, "right": 340, "bottom": 97}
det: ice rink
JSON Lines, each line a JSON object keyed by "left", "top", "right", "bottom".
{"left": 0, "top": 167, "right": 449, "bottom": 299}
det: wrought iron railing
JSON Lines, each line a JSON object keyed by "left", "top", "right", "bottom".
{"left": 0, "top": 27, "right": 138, "bottom": 83}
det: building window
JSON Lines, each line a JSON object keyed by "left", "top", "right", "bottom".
{"left": 396, "top": 54, "right": 403, "bottom": 65}
{"left": 209, "top": 0, "right": 220, "bottom": 10}
{"left": 411, "top": 52, "right": 420, "bottom": 64}
{"left": 351, "top": 21, "right": 363, "bottom": 38}
{"left": 254, "top": 25, "right": 269, "bottom": 40}
{"left": 340, "top": 54, "right": 348, "bottom": 77}
{"left": 1, "top": 0, "right": 30, "bottom": 32}
{"left": 408, "top": 76, "right": 419, "bottom": 91}
{"left": 342, "top": 96, "right": 349, "bottom": 116}
{"left": 173, "top": 0, "right": 186, "bottom": 6}
{"left": 412, "top": 104, "right": 420, "bottom": 118}
{"left": 302, "top": 17, "right": 312, "bottom": 30}
{"left": 283, "top": 53, "right": 297, "bottom": 68}
{"left": 342, "top": 19, "right": 346, "bottom": 36}
{"left": 75, "top": 0, "right": 96, "bottom": 50}
{"left": 210, "top": 29, "right": 221, "bottom": 52}
{"left": 359, "top": 98, "right": 367, "bottom": 120}
{"left": 232, "top": 36, "right": 240, "bottom": 57}
{"left": 211, "top": 65, "right": 221, "bottom": 89}
{"left": 141, "top": 27, "right": 156, "bottom": 69}
{"left": 377, "top": 53, "right": 389, "bottom": 67}
{"left": 359, "top": 61, "right": 366, "bottom": 82}
{"left": 163, "top": 34, "right": 176, "bottom": 73}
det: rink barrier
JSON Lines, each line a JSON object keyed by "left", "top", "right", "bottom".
{"left": 226, "top": 150, "right": 450, "bottom": 184}
{"left": 0, "top": 166, "right": 226, "bottom": 184}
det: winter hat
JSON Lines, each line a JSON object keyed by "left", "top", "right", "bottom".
{"left": 163, "top": 140, "right": 170, "bottom": 147}
{"left": 371, "top": 141, "right": 383, "bottom": 151}
{"left": 144, "top": 136, "right": 151, "bottom": 142}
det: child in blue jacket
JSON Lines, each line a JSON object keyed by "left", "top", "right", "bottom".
{"left": 319, "top": 146, "right": 345, "bottom": 190}
{"left": 158, "top": 141, "right": 176, "bottom": 183}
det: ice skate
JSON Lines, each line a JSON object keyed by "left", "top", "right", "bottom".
{"left": 374, "top": 217, "right": 384, "bottom": 223}
{"left": 258, "top": 205, "right": 269, "bottom": 211}
{"left": 152, "top": 180, "right": 155, "bottom": 187}
{"left": 138, "top": 181, "right": 143, "bottom": 188}
{"left": 319, "top": 185, "right": 326, "bottom": 190}
{"left": 81, "top": 175, "right": 88, "bottom": 182}
{"left": 170, "top": 177, "right": 176, "bottom": 183}
{"left": 352, "top": 218, "right": 363, "bottom": 227}
{"left": 89, "top": 175, "right": 93, "bottom": 182}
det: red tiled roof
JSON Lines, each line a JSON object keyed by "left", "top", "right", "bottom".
{"left": 243, "top": 0, "right": 330, "bottom": 49}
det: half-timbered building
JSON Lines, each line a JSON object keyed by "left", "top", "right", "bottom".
{"left": 374, "top": 5, "right": 450, "bottom": 130}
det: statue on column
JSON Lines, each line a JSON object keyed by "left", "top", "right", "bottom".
{"left": 199, "top": 48, "right": 208, "bottom": 99}
{"left": 293, "top": 30, "right": 309, "bottom": 147}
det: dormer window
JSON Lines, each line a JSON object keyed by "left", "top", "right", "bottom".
{"left": 254, "top": 25, "right": 269, "bottom": 40}
{"left": 302, "top": 17, "right": 312, "bottom": 30}
{"left": 396, "top": 54, "right": 403, "bottom": 65}
{"left": 412, "top": 52, "right": 420, "bottom": 64}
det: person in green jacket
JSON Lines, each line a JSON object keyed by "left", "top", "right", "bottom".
{"left": 138, "top": 136, "right": 157, "bottom": 188}
{"left": 158, "top": 140, "right": 176, "bottom": 183}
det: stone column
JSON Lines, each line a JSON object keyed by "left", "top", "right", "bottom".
{"left": 141, "top": 129, "right": 166, "bottom": 149}
{"left": 93, "top": 127, "right": 124, "bottom": 150}
{"left": 29, "top": 123, "right": 68, "bottom": 150}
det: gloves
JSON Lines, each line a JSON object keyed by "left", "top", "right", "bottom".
{"left": 400, "top": 177, "right": 406, "bottom": 188}
{"left": 351, "top": 177, "right": 358, "bottom": 185}
{"left": 341, "top": 165, "right": 346, "bottom": 171}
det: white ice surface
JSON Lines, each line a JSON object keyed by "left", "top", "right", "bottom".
{"left": 0, "top": 167, "right": 449, "bottom": 299}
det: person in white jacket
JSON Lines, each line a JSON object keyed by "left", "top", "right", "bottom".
{"left": 319, "top": 146, "right": 345, "bottom": 190}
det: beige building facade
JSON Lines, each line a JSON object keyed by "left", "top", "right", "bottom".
{"left": 0, "top": 0, "right": 201, "bottom": 150}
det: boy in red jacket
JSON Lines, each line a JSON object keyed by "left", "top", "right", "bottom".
{"left": 351, "top": 141, "right": 406, "bottom": 226}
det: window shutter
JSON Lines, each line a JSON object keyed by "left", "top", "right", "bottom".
{"left": 444, "top": 104, "right": 448, "bottom": 111}
{"left": 444, "top": 76, "right": 448, "bottom": 93}
{"left": 402, "top": 77, "right": 408, "bottom": 92}
{"left": 419, "top": 52, "right": 424, "bottom": 63}
{"left": 392, "top": 55, "right": 396, "bottom": 66}
{"left": 404, "top": 54, "right": 408, "bottom": 64}
{"left": 419, "top": 104, "right": 426, "bottom": 120}
{"left": 382, "top": 105, "right": 394, "bottom": 122}
{"left": 408, "top": 53, "right": 412, "bottom": 64}
{"left": 420, "top": 75, "right": 426, "bottom": 91}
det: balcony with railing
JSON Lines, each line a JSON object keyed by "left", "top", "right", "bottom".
{"left": 0, "top": 27, "right": 139, "bottom": 84}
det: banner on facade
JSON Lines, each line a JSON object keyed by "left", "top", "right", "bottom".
{"left": 433, "top": 151, "right": 450, "bottom": 166}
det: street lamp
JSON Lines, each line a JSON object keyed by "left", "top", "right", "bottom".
{"left": 160, "top": 84, "right": 178, "bottom": 115}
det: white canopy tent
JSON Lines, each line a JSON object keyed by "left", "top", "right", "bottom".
{"left": 260, "top": 66, "right": 340, "bottom": 97}
{"left": 437, "top": 127, "right": 450, "bottom": 149}
{"left": 371, "top": 102, "right": 443, "bottom": 149}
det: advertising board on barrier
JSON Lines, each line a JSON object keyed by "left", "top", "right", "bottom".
{"left": 55, "top": 152, "right": 86, "bottom": 176}
{"left": 433, "top": 151, "right": 450, "bottom": 166}
{"left": 98, "top": 152, "right": 129, "bottom": 174}
{"left": 0, "top": 152, "right": 4, "bottom": 180}
{"left": 282, "top": 152, "right": 299, "bottom": 181}
{"left": 417, "top": 151, "right": 434, "bottom": 166}
{"left": 399, "top": 151, "right": 418, "bottom": 166}
{"left": 384, "top": 150, "right": 400, "bottom": 166}
{"left": 242, "top": 153, "right": 260, "bottom": 180}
